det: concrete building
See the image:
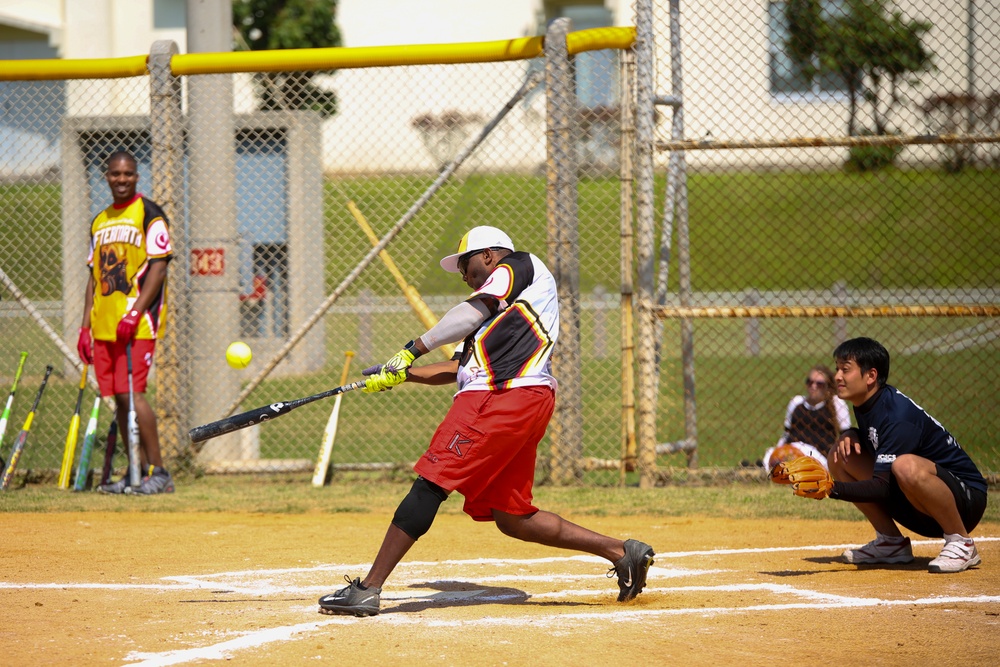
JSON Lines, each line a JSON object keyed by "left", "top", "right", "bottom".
{"left": 2, "top": 1, "right": 997, "bottom": 174}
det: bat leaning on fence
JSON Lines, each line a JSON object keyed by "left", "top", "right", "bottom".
{"left": 72, "top": 395, "right": 102, "bottom": 491}
{"left": 57, "top": 365, "right": 88, "bottom": 489}
{"left": 0, "top": 352, "right": 29, "bottom": 466}
{"left": 1, "top": 365, "right": 53, "bottom": 490}
{"left": 100, "top": 417, "right": 118, "bottom": 487}
{"left": 125, "top": 342, "right": 141, "bottom": 488}
{"left": 313, "top": 351, "right": 355, "bottom": 487}
{"left": 189, "top": 379, "right": 367, "bottom": 444}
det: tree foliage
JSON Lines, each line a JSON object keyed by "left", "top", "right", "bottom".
{"left": 785, "top": 0, "right": 933, "bottom": 139}
{"left": 232, "top": 0, "right": 341, "bottom": 117}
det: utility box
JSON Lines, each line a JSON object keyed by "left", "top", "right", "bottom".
{"left": 61, "top": 111, "right": 325, "bottom": 386}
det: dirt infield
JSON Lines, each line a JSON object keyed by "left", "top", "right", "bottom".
{"left": 2, "top": 512, "right": 998, "bottom": 666}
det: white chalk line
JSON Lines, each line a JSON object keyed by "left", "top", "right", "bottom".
{"left": 124, "top": 618, "right": 345, "bottom": 667}
{"left": 121, "top": 590, "right": 1000, "bottom": 666}
{"left": 653, "top": 535, "right": 1000, "bottom": 558}
{"left": 5, "top": 538, "right": 996, "bottom": 666}
{"left": 0, "top": 565, "right": 723, "bottom": 596}
{"left": 377, "top": 593, "right": 1000, "bottom": 627}
{"left": 6, "top": 535, "right": 998, "bottom": 596}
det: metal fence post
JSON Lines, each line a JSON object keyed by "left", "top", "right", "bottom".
{"left": 148, "top": 40, "right": 189, "bottom": 468}
{"left": 744, "top": 288, "right": 761, "bottom": 357}
{"left": 834, "top": 281, "right": 849, "bottom": 345}
{"left": 545, "top": 17, "right": 584, "bottom": 485}
{"left": 185, "top": 1, "right": 241, "bottom": 462}
{"left": 633, "top": 0, "right": 659, "bottom": 488}
{"left": 668, "top": 0, "right": 698, "bottom": 470}
{"left": 620, "top": 48, "right": 638, "bottom": 481}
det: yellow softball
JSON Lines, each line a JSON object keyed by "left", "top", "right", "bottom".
{"left": 226, "top": 341, "right": 253, "bottom": 369}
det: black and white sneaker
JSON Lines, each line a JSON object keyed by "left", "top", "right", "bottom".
{"left": 318, "top": 576, "right": 381, "bottom": 617}
{"left": 609, "top": 539, "right": 655, "bottom": 602}
{"left": 842, "top": 535, "right": 913, "bottom": 564}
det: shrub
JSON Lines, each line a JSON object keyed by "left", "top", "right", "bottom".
{"left": 846, "top": 130, "right": 903, "bottom": 172}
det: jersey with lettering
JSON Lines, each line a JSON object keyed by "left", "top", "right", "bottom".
{"left": 854, "top": 385, "right": 986, "bottom": 493}
{"left": 455, "top": 251, "right": 558, "bottom": 393}
{"left": 87, "top": 194, "right": 172, "bottom": 341}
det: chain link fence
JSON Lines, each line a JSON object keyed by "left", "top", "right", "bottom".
{"left": 641, "top": 0, "right": 999, "bottom": 483}
{"left": 0, "top": 2, "right": 997, "bottom": 488}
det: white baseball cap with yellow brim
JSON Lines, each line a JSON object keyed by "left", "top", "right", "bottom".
{"left": 439, "top": 225, "right": 515, "bottom": 273}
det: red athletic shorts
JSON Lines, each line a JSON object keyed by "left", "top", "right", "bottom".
{"left": 413, "top": 385, "right": 555, "bottom": 521}
{"left": 93, "top": 339, "right": 156, "bottom": 397}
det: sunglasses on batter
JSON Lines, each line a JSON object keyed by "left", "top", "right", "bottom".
{"left": 458, "top": 247, "right": 506, "bottom": 276}
{"left": 457, "top": 249, "right": 486, "bottom": 276}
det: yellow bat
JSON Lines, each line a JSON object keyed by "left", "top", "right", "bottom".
{"left": 57, "top": 365, "right": 88, "bottom": 489}
{"left": 312, "top": 351, "right": 354, "bottom": 487}
{"left": 348, "top": 201, "right": 456, "bottom": 360}
{"left": 1, "top": 365, "right": 53, "bottom": 490}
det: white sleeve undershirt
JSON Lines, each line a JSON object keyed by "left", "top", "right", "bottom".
{"left": 418, "top": 299, "right": 492, "bottom": 351}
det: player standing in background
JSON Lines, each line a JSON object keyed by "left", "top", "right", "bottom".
{"left": 762, "top": 364, "right": 852, "bottom": 471}
{"left": 318, "top": 226, "right": 655, "bottom": 616}
{"left": 827, "top": 337, "right": 987, "bottom": 573}
{"left": 76, "top": 151, "right": 175, "bottom": 495}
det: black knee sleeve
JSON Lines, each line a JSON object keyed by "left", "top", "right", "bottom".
{"left": 391, "top": 476, "right": 448, "bottom": 540}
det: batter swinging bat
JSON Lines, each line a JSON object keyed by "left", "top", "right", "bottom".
{"left": 72, "top": 396, "right": 102, "bottom": 491}
{"left": 1, "top": 365, "right": 53, "bottom": 490}
{"left": 312, "top": 351, "right": 355, "bottom": 487}
{"left": 189, "top": 379, "right": 367, "bottom": 444}
{"left": 58, "top": 365, "right": 88, "bottom": 489}
{"left": 125, "top": 342, "right": 141, "bottom": 488}
{"left": 0, "top": 352, "right": 29, "bottom": 457}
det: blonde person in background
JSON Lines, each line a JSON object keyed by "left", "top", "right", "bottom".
{"left": 762, "top": 364, "right": 852, "bottom": 472}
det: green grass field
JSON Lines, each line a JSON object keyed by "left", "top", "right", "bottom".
{"left": 1, "top": 169, "right": 997, "bottom": 478}
{"left": 4, "top": 170, "right": 998, "bottom": 299}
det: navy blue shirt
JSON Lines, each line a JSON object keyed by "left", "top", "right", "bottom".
{"left": 854, "top": 385, "right": 986, "bottom": 493}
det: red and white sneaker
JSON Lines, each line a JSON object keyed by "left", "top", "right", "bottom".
{"left": 842, "top": 535, "right": 914, "bottom": 564}
{"left": 928, "top": 539, "right": 980, "bottom": 573}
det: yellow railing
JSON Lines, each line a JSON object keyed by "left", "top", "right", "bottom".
{"left": 0, "top": 27, "right": 636, "bottom": 80}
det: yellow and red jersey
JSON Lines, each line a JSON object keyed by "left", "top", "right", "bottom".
{"left": 87, "top": 194, "right": 172, "bottom": 341}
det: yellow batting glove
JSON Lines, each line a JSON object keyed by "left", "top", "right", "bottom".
{"left": 362, "top": 341, "right": 421, "bottom": 393}
{"left": 363, "top": 370, "right": 398, "bottom": 393}
{"left": 384, "top": 346, "right": 417, "bottom": 377}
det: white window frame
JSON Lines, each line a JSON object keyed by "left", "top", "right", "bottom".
{"left": 768, "top": 0, "right": 851, "bottom": 103}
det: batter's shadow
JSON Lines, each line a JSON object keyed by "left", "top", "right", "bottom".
{"left": 761, "top": 555, "right": 932, "bottom": 576}
{"left": 384, "top": 580, "right": 591, "bottom": 614}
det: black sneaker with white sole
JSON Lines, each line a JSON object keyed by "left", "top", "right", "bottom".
{"left": 318, "top": 576, "right": 381, "bottom": 617}
{"left": 609, "top": 539, "right": 655, "bottom": 602}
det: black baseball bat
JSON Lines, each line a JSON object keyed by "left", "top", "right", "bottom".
{"left": 1, "top": 365, "right": 53, "bottom": 490}
{"left": 189, "top": 380, "right": 366, "bottom": 444}
{"left": 100, "top": 416, "right": 118, "bottom": 486}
